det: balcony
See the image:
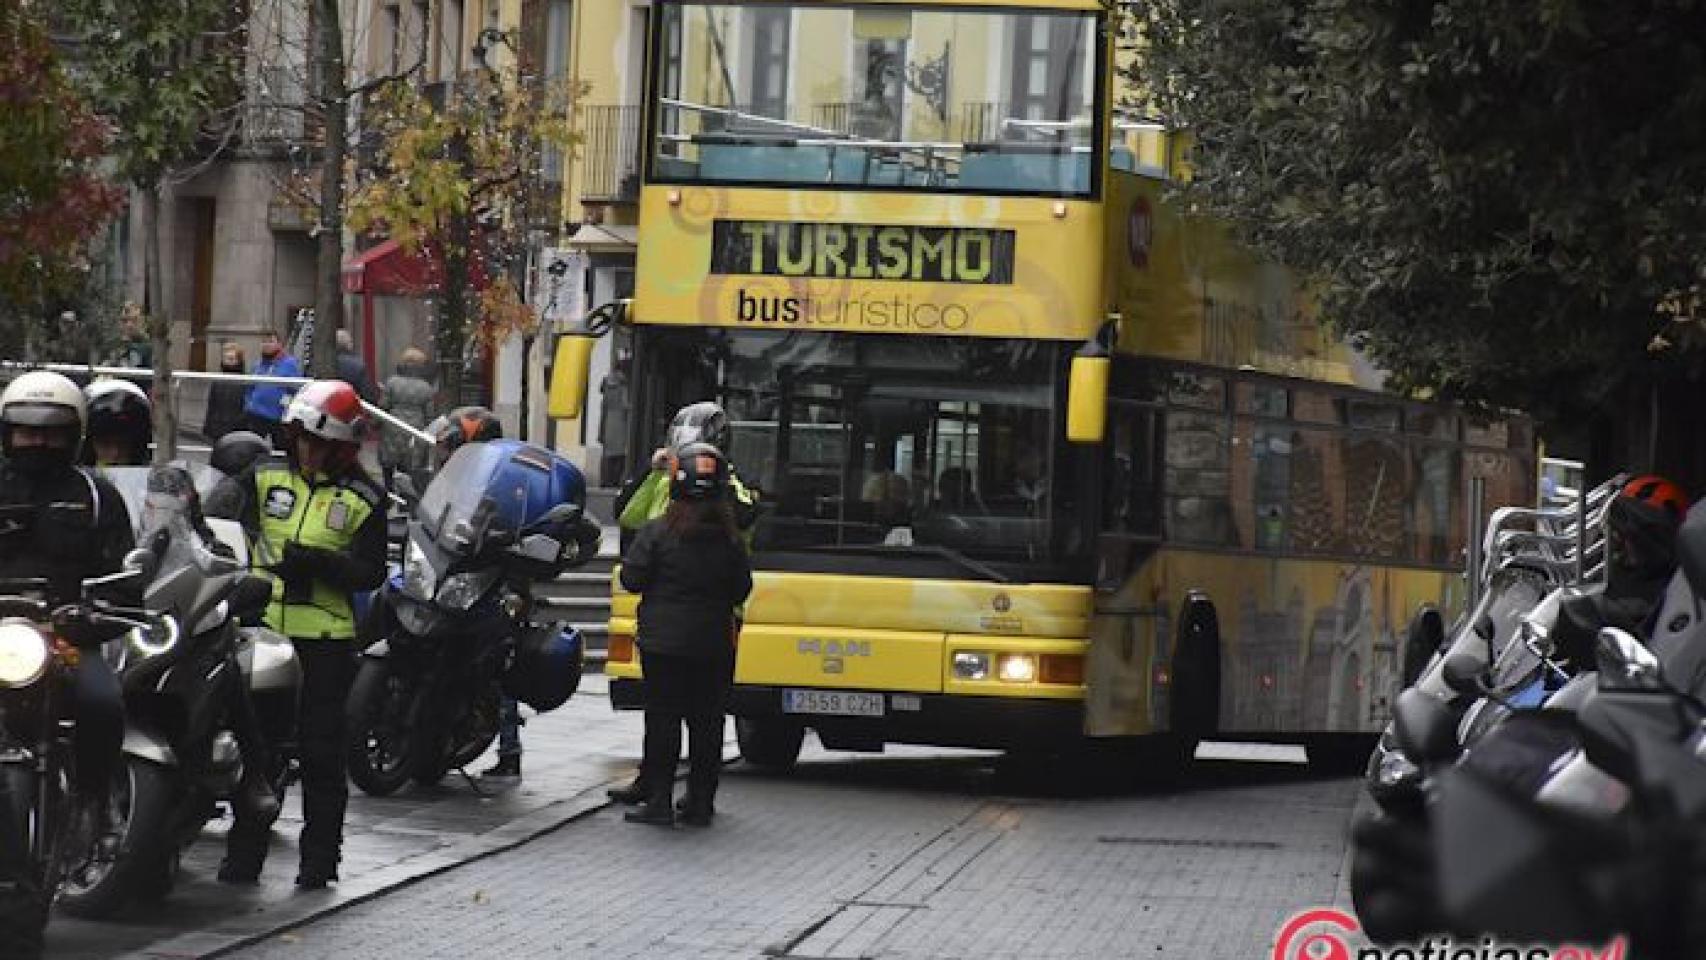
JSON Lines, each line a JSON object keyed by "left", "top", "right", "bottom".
{"left": 577, "top": 104, "right": 642, "bottom": 204}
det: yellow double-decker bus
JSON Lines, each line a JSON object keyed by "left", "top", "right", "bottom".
{"left": 555, "top": 0, "right": 1534, "bottom": 772}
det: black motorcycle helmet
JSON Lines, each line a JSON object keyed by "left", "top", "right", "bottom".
{"left": 1607, "top": 474, "right": 1688, "bottom": 579}
{"left": 85, "top": 379, "right": 153, "bottom": 466}
{"left": 210, "top": 430, "right": 273, "bottom": 478}
{"left": 428, "top": 405, "right": 503, "bottom": 468}
{"left": 669, "top": 442, "right": 730, "bottom": 502}
{"left": 666, "top": 401, "right": 730, "bottom": 452}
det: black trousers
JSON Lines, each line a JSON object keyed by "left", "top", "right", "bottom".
{"left": 228, "top": 638, "right": 354, "bottom": 865}
{"left": 638, "top": 649, "right": 733, "bottom": 805}
{"left": 73, "top": 656, "right": 123, "bottom": 799}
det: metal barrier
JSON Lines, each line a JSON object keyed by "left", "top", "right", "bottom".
{"left": 0, "top": 362, "right": 437, "bottom": 448}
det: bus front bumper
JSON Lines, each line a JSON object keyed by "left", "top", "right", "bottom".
{"left": 610, "top": 679, "right": 1084, "bottom": 752}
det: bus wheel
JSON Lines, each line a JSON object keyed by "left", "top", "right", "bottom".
{"left": 1309, "top": 734, "right": 1379, "bottom": 776}
{"left": 736, "top": 716, "right": 804, "bottom": 771}
{"left": 1169, "top": 591, "right": 1222, "bottom": 768}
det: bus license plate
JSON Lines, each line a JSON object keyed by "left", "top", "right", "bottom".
{"left": 782, "top": 689, "right": 885, "bottom": 717}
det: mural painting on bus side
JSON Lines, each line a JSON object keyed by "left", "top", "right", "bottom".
{"left": 1089, "top": 552, "right": 1458, "bottom": 737}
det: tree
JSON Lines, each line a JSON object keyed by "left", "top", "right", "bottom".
{"left": 60, "top": 0, "right": 248, "bottom": 461}
{"left": 1130, "top": 1, "right": 1706, "bottom": 482}
{"left": 251, "top": 0, "right": 426, "bottom": 378}
{"left": 348, "top": 64, "right": 577, "bottom": 403}
{"left": 0, "top": 3, "right": 124, "bottom": 352}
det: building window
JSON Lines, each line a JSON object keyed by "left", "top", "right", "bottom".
{"left": 747, "top": 8, "right": 789, "bottom": 119}
{"left": 853, "top": 39, "right": 905, "bottom": 140}
{"left": 440, "top": 0, "right": 465, "bottom": 80}
{"left": 385, "top": 4, "right": 403, "bottom": 74}
{"left": 1008, "top": 14, "right": 1085, "bottom": 126}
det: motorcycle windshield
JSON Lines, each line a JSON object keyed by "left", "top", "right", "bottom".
{"left": 102, "top": 462, "right": 224, "bottom": 539}
{"left": 414, "top": 441, "right": 568, "bottom": 560}
{"left": 137, "top": 465, "right": 236, "bottom": 576}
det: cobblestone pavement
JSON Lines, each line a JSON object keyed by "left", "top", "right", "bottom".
{"left": 47, "top": 675, "right": 665, "bottom": 960}
{"left": 225, "top": 749, "right": 1364, "bottom": 960}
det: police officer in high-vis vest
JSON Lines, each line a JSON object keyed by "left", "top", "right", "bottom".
{"left": 213, "top": 379, "right": 386, "bottom": 889}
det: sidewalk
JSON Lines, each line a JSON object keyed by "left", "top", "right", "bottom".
{"left": 48, "top": 675, "right": 692, "bottom": 960}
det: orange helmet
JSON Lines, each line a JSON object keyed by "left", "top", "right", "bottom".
{"left": 1619, "top": 475, "right": 1688, "bottom": 522}
{"left": 1608, "top": 474, "right": 1688, "bottom": 576}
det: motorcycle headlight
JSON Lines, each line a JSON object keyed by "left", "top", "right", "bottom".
{"left": 0, "top": 620, "right": 50, "bottom": 688}
{"left": 436, "top": 570, "right": 499, "bottom": 611}
{"left": 128, "top": 616, "right": 179, "bottom": 660}
{"left": 403, "top": 539, "right": 437, "bottom": 600}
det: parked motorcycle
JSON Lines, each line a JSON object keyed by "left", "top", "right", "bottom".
{"left": 1354, "top": 501, "right": 1706, "bottom": 951}
{"left": 0, "top": 542, "right": 158, "bottom": 959}
{"left": 347, "top": 440, "right": 601, "bottom": 796}
{"left": 55, "top": 465, "right": 295, "bottom": 918}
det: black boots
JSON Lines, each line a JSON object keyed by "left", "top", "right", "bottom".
{"left": 217, "top": 823, "right": 268, "bottom": 884}
{"left": 675, "top": 794, "right": 714, "bottom": 827}
{"left": 624, "top": 790, "right": 675, "bottom": 826}
{"left": 296, "top": 849, "right": 340, "bottom": 889}
{"left": 482, "top": 755, "right": 521, "bottom": 780}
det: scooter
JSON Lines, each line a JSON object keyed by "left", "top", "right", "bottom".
{"left": 55, "top": 466, "right": 293, "bottom": 918}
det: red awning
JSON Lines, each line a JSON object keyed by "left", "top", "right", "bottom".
{"left": 341, "top": 239, "right": 436, "bottom": 296}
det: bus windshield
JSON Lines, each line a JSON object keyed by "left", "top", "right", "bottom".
{"left": 650, "top": 3, "right": 1102, "bottom": 197}
{"left": 632, "top": 328, "right": 1084, "bottom": 579}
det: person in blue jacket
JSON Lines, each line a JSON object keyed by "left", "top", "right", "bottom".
{"left": 240, "top": 329, "right": 303, "bottom": 445}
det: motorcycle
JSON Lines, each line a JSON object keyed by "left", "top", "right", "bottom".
{"left": 54, "top": 466, "right": 291, "bottom": 918}
{"left": 0, "top": 540, "right": 158, "bottom": 960}
{"left": 347, "top": 439, "right": 601, "bottom": 797}
{"left": 1354, "top": 502, "right": 1706, "bottom": 949}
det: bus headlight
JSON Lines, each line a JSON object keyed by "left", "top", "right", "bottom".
{"left": 952, "top": 652, "right": 990, "bottom": 681}
{"left": 0, "top": 621, "right": 50, "bottom": 688}
{"left": 997, "top": 654, "right": 1037, "bottom": 683}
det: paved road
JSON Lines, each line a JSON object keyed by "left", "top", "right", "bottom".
{"left": 223, "top": 747, "right": 1362, "bottom": 959}
{"left": 48, "top": 674, "right": 659, "bottom": 960}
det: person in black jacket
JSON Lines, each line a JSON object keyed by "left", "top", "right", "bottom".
{"left": 619, "top": 442, "right": 753, "bottom": 827}
{"left": 0, "top": 372, "right": 134, "bottom": 842}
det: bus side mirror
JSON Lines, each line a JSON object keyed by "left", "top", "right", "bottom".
{"left": 548, "top": 333, "right": 596, "bottom": 420}
{"left": 1066, "top": 353, "right": 1109, "bottom": 444}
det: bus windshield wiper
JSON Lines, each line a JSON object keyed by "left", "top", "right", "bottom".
{"left": 799, "top": 543, "right": 1013, "bottom": 584}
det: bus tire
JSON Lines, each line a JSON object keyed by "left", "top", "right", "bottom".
{"left": 736, "top": 716, "right": 804, "bottom": 771}
{"left": 1168, "top": 591, "right": 1221, "bottom": 766}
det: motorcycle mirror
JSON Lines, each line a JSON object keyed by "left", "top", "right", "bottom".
{"left": 1441, "top": 654, "right": 1488, "bottom": 698}
{"left": 122, "top": 547, "right": 158, "bottom": 580}
{"left": 1392, "top": 687, "right": 1460, "bottom": 766}
{"left": 516, "top": 533, "right": 562, "bottom": 564}
{"left": 1594, "top": 627, "right": 1664, "bottom": 691}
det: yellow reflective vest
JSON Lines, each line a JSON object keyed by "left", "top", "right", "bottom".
{"left": 252, "top": 465, "right": 378, "bottom": 640}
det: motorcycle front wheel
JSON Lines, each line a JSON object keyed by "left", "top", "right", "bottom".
{"left": 347, "top": 657, "right": 419, "bottom": 797}
{"left": 0, "top": 764, "right": 46, "bottom": 960}
{"left": 58, "top": 758, "right": 176, "bottom": 920}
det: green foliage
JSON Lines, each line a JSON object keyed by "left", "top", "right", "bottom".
{"left": 1131, "top": 0, "right": 1706, "bottom": 422}
{"left": 349, "top": 68, "right": 580, "bottom": 391}
{"left": 58, "top": 0, "right": 247, "bottom": 188}
{"left": 0, "top": 3, "right": 124, "bottom": 315}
